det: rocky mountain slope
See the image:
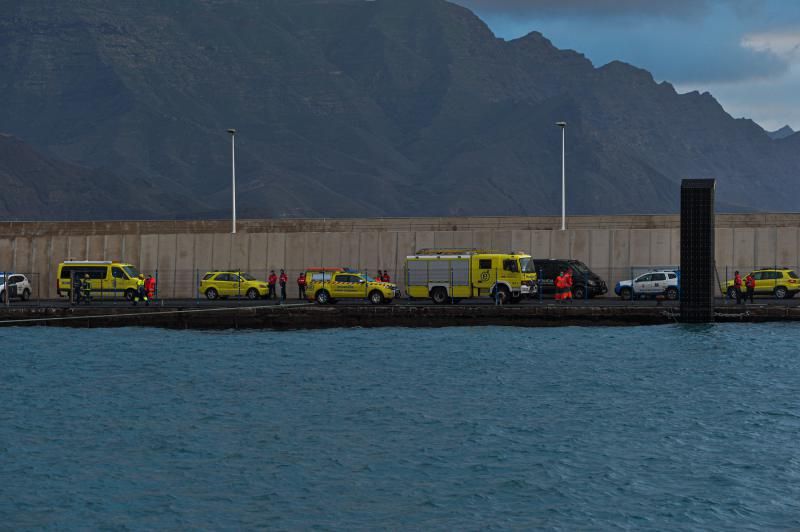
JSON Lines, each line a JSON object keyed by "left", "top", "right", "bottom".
{"left": 1, "top": 0, "right": 797, "bottom": 219}
{"left": 0, "top": 134, "right": 183, "bottom": 220}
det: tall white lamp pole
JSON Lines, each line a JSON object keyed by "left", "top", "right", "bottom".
{"left": 227, "top": 129, "right": 237, "bottom": 234}
{"left": 556, "top": 121, "right": 567, "bottom": 231}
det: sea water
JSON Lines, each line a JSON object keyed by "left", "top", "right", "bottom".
{"left": 2, "top": 324, "right": 799, "bottom": 529}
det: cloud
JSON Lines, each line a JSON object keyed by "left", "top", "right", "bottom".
{"left": 466, "top": 1, "right": 796, "bottom": 84}
{"left": 743, "top": 30, "right": 800, "bottom": 59}
{"left": 675, "top": 61, "right": 800, "bottom": 130}
{"left": 454, "top": 0, "right": 800, "bottom": 128}
{"left": 454, "top": 0, "right": 708, "bottom": 18}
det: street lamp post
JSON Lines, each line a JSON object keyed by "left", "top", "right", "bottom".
{"left": 227, "top": 129, "right": 237, "bottom": 234}
{"left": 555, "top": 121, "right": 567, "bottom": 231}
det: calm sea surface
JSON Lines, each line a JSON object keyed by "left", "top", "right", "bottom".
{"left": 2, "top": 324, "right": 800, "bottom": 530}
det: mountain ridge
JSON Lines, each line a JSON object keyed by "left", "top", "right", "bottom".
{"left": 0, "top": 0, "right": 797, "bottom": 220}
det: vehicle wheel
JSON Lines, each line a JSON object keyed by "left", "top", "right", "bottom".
{"left": 726, "top": 287, "right": 737, "bottom": 300}
{"left": 775, "top": 286, "right": 788, "bottom": 299}
{"left": 665, "top": 287, "right": 679, "bottom": 300}
{"left": 620, "top": 287, "right": 632, "bottom": 300}
{"left": 246, "top": 288, "right": 259, "bottom": 300}
{"left": 430, "top": 287, "right": 448, "bottom": 304}
{"left": 315, "top": 290, "right": 330, "bottom": 304}
{"left": 124, "top": 288, "right": 136, "bottom": 301}
{"left": 21, "top": 289, "right": 31, "bottom": 301}
{"left": 528, "top": 284, "right": 539, "bottom": 297}
{"left": 369, "top": 290, "right": 384, "bottom": 305}
{"left": 572, "top": 286, "right": 586, "bottom": 300}
{"left": 205, "top": 288, "right": 219, "bottom": 300}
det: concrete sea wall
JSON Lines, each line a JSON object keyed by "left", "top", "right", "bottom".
{"left": 1, "top": 214, "right": 799, "bottom": 298}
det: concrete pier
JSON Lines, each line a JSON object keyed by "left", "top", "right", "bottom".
{"left": 1, "top": 302, "right": 798, "bottom": 330}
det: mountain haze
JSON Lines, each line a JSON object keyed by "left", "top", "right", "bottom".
{"left": 1, "top": 0, "right": 798, "bottom": 220}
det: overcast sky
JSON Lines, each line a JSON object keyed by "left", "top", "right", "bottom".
{"left": 454, "top": 0, "right": 800, "bottom": 131}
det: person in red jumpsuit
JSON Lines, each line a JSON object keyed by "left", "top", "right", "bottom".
{"left": 144, "top": 274, "right": 156, "bottom": 301}
{"left": 268, "top": 270, "right": 278, "bottom": 300}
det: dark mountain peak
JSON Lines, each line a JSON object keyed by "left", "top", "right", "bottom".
{"left": 597, "top": 60, "right": 655, "bottom": 84}
{"left": 768, "top": 125, "right": 795, "bottom": 140}
{"left": 511, "top": 30, "right": 553, "bottom": 48}
{"left": 507, "top": 30, "right": 593, "bottom": 75}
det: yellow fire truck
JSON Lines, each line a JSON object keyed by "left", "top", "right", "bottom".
{"left": 404, "top": 249, "right": 537, "bottom": 304}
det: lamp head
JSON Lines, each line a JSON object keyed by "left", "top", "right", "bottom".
{"left": 227, "top": 128, "right": 236, "bottom": 135}
{"left": 555, "top": 121, "right": 567, "bottom": 128}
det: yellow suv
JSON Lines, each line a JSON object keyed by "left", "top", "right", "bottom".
{"left": 725, "top": 268, "right": 800, "bottom": 299}
{"left": 307, "top": 271, "right": 399, "bottom": 304}
{"left": 200, "top": 271, "right": 269, "bottom": 300}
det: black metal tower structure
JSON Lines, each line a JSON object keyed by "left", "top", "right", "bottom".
{"left": 680, "top": 179, "right": 716, "bottom": 323}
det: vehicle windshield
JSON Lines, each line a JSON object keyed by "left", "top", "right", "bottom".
{"left": 123, "top": 265, "right": 140, "bottom": 279}
{"left": 569, "top": 261, "right": 590, "bottom": 274}
{"left": 240, "top": 273, "right": 256, "bottom": 281}
{"left": 0, "top": 276, "right": 4, "bottom": 284}
{"left": 519, "top": 258, "right": 536, "bottom": 273}
{"left": 789, "top": 271, "right": 799, "bottom": 279}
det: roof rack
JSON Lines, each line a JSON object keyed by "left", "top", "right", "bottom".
{"left": 62, "top": 260, "right": 112, "bottom": 264}
{"left": 415, "top": 248, "right": 499, "bottom": 255}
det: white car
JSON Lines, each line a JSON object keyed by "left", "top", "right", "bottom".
{"left": 615, "top": 270, "right": 679, "bottom": 300}
{"left": 0, "top": 273, "right": 33, "bottom": 302}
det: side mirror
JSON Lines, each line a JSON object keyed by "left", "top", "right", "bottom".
{"left": 359, "top": 279, "right": 366, "bottom": 284}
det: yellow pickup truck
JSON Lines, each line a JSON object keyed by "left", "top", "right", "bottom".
{"left": 307, "top": 271, "right": 399, "bottom": 305}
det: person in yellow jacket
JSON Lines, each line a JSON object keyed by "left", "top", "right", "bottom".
{"left": 81, "top": 273, "right": 92, "bottom": 304}
{"left": 133, "top": 274, "right": 149, "bottom": 306}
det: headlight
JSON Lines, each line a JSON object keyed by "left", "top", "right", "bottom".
{"left": 259, "top": 284, "right": 267, "bottom": 288}
{"left": 588, "top": 280, "right": 597, "bottom": 286}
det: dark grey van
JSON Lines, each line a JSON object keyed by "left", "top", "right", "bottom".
{"left": 532, "top": 259, "right": 607, "bottom": 299}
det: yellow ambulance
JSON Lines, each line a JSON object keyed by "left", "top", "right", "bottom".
{"left": 404, "top": 249, "right": 537, "bottom": 304}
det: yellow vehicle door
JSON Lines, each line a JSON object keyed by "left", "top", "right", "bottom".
{"left": 110, "top": 266, "right": 128, "bottom": 299}
{"left": 501, "top": 258, "right": 520, "bottom": 286}
{"left": 751, "top": 271, "right": 765, "bottom": 293}
{"left": 332, "top": 274, "right": 360, "bottom": 298}
{"left": 473, "top": 257, "right": 496, "bottom": 296}
{"left": 758, "top": 271, "right": 778, "bottom": 293}
{"left": 229, "top": 274, "right": 245, "bottom": 297}
{"left": 215, "top": 273, "right": 235, "bottom": 296}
